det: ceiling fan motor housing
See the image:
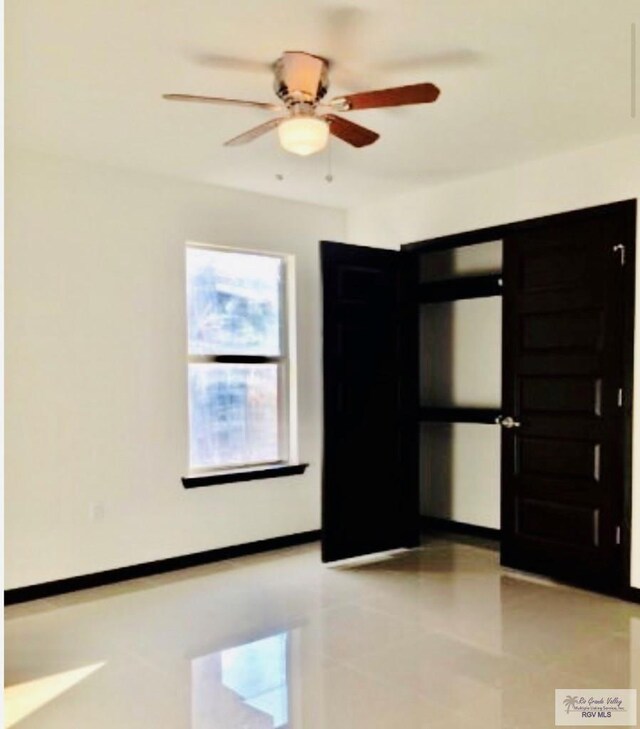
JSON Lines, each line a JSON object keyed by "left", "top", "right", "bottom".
{"left": 273, "top": 51, "right": 329, "bottom": 108}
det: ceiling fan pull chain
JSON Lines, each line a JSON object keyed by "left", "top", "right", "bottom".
{"left": 325, "top": 135, "right": 334, "bottom": 183}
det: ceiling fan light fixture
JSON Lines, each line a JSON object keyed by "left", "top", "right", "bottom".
{"left": 278, "top": 116, "right": 329, "bottom": 156}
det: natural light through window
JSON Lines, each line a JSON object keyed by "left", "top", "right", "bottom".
{"left": 4, "top": 662, "right": 106, "bottom": 729}
{"left": 186, "top": 245, "right": 291, "bottom": 471}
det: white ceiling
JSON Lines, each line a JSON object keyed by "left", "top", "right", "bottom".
{"left": 6, "top": 0, "right": 640, "bottom": 209}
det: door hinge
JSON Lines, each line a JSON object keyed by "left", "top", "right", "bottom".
{"left": 613, "top": 244, "right": 626, "bottom": 266}
{"left": 615, "top": 525, "right": 622, "bottom": 545}
{"left": 617, "top": 388, "right": 624, "bottom": 408}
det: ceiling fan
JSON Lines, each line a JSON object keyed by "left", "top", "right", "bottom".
{"left": 163, "top": 51, "right": 440, "bottom": 156}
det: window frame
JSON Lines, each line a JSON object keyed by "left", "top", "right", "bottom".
{"left": 184, "top": 242, "right": 297, "bottom": 477}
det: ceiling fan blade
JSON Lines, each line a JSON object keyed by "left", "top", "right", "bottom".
{"left": 323, "top": 114, "right": 379, "bottom": 148}
{"left": 331, "top": 83, "right": 440, "bottom": 111}
{"left": 223, "top": 118, "right": 282, "bottom": 146}
{"left": 321, "top": 6, "right": 373, "bottom": 92}
{"left": 322, "top": 6, "right": 369, "bottom": 67}
{"left": 374, "top": 50, "right": 483, "bottom": 73}
{"left": 163, "top": 94, "right": 281, "bottom": 111}
{"left": 189, "top": 53, "right": 272, "bottom": 74}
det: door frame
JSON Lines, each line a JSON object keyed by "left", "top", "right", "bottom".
{"left": 401, "top": 199, "right": 637, "bottom": 600}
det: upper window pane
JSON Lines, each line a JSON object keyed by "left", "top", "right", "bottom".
{"left": 187, "top": 247, "right": 283, "bottom": 356}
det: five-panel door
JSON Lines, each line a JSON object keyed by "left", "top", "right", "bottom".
{"left": 501, "top": 210, "right": 629, "bottom": 591}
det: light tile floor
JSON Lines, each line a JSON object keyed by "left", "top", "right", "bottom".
{"left": 5, "top": 537, "right": 640, "bottom": 728}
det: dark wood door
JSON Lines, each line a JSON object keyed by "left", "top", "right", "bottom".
{"left": 320, "top": 241, "right": 419, "bottom": 562}
{"left": 501, "top": 206, "right": 634, "bottom": 592}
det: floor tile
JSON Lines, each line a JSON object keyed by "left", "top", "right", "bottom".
{"left": 5, "top": 537, "right": 640, "bottom": 728}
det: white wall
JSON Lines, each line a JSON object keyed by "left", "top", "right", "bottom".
{"left": 347, "top": 134, "right": 640, "bottom": 587}
{"left": 421, "top": 424, "right": 501, "bottom": 528}
{"left": 5, "top": 148, "right": 346, "bottom": 589}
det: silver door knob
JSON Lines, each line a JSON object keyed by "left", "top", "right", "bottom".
{"left": 499, "top": 416, "right": 521, "bottom": 429}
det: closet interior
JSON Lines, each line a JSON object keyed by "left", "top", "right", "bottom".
{"left": 418, "top": 239, "right": 504, "bottom": 530}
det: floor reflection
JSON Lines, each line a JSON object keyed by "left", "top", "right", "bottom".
{"left": 192, "top": 632, "right": 290, "bottom": 728}
{"left": 4, "top": 539, "right": 640, "bottom": 729}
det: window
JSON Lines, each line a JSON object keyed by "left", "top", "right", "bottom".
{"left": 185, "top": 244, "right": 294, "bottom": 473}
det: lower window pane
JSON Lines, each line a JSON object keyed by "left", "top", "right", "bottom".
{"left": 188, "top": 363, "right": 280, "bottom": 469}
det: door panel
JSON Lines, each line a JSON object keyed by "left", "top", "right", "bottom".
{"left": 521, "top": 309, "right": 604, "bottom": 351}
{"left": 516, "top": 499, "right": 598, "bottom": 548}
{"left": 518, "top": 375, "right": 602, "bottom": 415}
{"left": 321, "top": 241, "right": 418, "bottom": 562}
{"left": 501, "top": 209, "right": 629, "bottom": 591}
{"left": 516, "top": 436, "right": 599, "bottom": 482}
